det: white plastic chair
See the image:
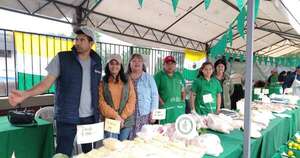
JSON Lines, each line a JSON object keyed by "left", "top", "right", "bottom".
{"left": 35, "top": 106, "right": 83, "bottom": 156}
{"left": 35, "top": 106, "right": 55, "bottom": 123}
{"left": 35, "top": 106, "right": 56, "bottom": 132}
{"left": 35, "top": 106, "right": 57, "bottom": 146}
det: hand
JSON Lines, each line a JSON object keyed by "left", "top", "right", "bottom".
{"left": 149, "top": 113, "right": 156, "bottom": 124}
{"left": 8, "top": 90, "right": 28, "bottom": 107}
{"left": 216, "top": 109, "right": 221, "bottom": 114}
{"left": 191, "top": 109, "right": 197, "bottom": 115}
{"left": 115, "top": 115, "right": 124, "bottom": 128}
{"left": 159, "top": 100, "right": 164, "bottom": 106}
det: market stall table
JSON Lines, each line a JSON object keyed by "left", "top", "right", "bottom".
{"left": 204, "top": 106, "right": 300, "bottom": 158}
{"left": 0, "top": 116, "right": 54, "bottom": 158}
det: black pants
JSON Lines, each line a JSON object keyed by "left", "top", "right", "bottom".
{"left": 56, "top": 116, "right": 95, "bottom": 157}
{"left": 185, "top": 99, "right": 191, "bottom": 114}
{"left": 230, "top": 84, "right": 244, "bottom": 110}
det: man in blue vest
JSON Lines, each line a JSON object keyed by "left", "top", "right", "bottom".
{"left": 8, "top": 26, "right": 102, "bottom": 156}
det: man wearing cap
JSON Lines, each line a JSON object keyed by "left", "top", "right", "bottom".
{"left": 8, "top": 26, "right": 102, "bottom": 156}
{"left": 283, "top": 65, "right": 300, "bottom": 96}
{"left": 154, "top": 55, "right": 186, "bottom": 124}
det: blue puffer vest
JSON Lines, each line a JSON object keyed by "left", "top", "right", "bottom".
{"left": 54, "top": 48, "right": 102, "bottom": 124}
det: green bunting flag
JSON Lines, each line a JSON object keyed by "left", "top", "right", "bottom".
{"left": 257, "top": 55, "right": 262, "bottom": 64}
{"left": 138, "top": 0, "right": 144, "bottom": 7}
{"left": 232, "top": 53, "right": 237, "bottom": 61}
{"left": 278, "top": 57, "right": 283, "bottom": 65}
{"left": 218, "top": 33, "right": 227, "bottom": 56}
{"left": 227, "top": 24, "right": 233, "bottom": 47}
{"left": 204, "top": 0, "right": 211, "bottom": 10}
{"left": 286, "top": 58, "right": 290, "bottom": 67}
{"left": 171, "top": 0, "right": 179, "bottom": 12}
{"left": 225, "top": 52, "right": 231, "bottom": 61}
{"left": 210, "top": 33, "right": 227, "bottom": 57}
{"left": 255, "top": 0, "right": 260, "bottom": 19}
{"left": 275, "top": 57, "right": 279, "bottom": 66}
{"left": 236, "top": 0, "right": 244, "bottom": 11}
{"left": 239, "top": 53, "right": 245, "bottom": 62}
{"left": 269, "top": 57, "right": 274, "bottom": 66}
{"left": 290, "top": 57, "right": 295, "bottom": 67}
{"left": 237, "top": 7, "right": 246, "bottom": 39}
{"left": 263, "top": 56, "right": 268, "bottom": 65}
{"left": 284, "top": 58, "right": 288, "bottom": 67}
{"left": 254, "top": 55, "right": 257, "bottom": 63}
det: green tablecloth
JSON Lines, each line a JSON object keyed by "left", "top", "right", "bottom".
{"left": 203, "top": 107, "right": 300, "bottom": 158}
{"left": 0, "top": 116, "right": 54, "bottom": 158}
{"left": 272, "top": 144, "right": 300, "bottom": 158}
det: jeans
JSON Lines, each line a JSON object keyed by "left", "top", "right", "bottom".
{"left": 104, "top": 127, "right": 133, "bottom": 141}
{"left": 55, "top": 116, "right": 96, "bottom": 157}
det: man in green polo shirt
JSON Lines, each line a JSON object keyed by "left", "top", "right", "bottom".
{"left": 154, "top": 55, "right": 186, "bottom": 124}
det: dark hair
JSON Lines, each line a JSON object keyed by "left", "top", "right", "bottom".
{"left": 103, "top": 63, "right": 128, "bottom": 84}
{"left": 75, "top": 30, "right": 93, "bottom": 42}
{"left": 214, "top": 59, "right": 227, "bottom": 72}
{"left": 254, "top": 80, "right": 266, "bottom": 88}
{"left": 127, "top": 53, "right": 146, "bottom": 74}
{"left": 197, "top": 61, "right": 214, "bottom": 78}
{"left": 278, "top": 71, "right": 287, "bottom": 82}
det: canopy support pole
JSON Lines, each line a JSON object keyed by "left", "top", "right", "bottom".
{"left": 243, "top": 0, "right": 255, "bottom": 158}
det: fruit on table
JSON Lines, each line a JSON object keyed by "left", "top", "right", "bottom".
{"left": 288, "top": 142, "right": 293, "bottom": 148}
{"left": 293, "top": 143, "right": 297, "bottom": 148}
{"left": 287, "top": 150, "right": 294, "bottom": 157}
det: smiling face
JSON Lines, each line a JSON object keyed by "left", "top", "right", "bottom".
{"left": 108, "top": 60, "right": 121, "bottom": 76}
{"left": 163, "top": 61, "right": 176, "bottom": 74}
{"left": 130, "top": 56, "right": 144, "bottom": 73}
{"left": 216, "top": 63, "right": 225, "bottom": 74}
{"left": 202, "top": 64, "right": 213, "bottom": 78}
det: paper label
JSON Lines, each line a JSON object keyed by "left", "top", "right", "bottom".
{"left": 203, "top": 94, "right": 213, "bottom": 103}
{"left": 77, "top": 122, "right": 104, "bottom": 144}
{"left": 254, "top": 88, "right": 261, "bottom": 95}
{"left": 262, "top": 89, "right": 269, "bottom": 94}
{"left": 152, "top": 109, "right": 166, "bottom": 120}
{"left": 104, "top": 118, "right": 121, "bottom": 134}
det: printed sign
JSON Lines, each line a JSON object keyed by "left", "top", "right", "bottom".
{"left": 254, "top": 88, "right": 261, "bottom": 95}
{"left": 104, "top": 118, "right": 121, "bottom": 134}
{"left": 262, "top": 89, "right": 269, "bottom": 95}
{"left": 203, "top": 94, "right": 213, "bottom": 103}
{"left": 152, "top": 109, "right": 166, "bottom": 120}
{"left": 77, "top": 122, "right": 104, "bottom": 144}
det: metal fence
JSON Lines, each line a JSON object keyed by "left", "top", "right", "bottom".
{"left": 0, "top": 28, "right": 184, "bottom": 97}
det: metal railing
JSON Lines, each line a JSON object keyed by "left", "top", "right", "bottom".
{"left": 0, "top": 28, "right": 184, "bottom": 97}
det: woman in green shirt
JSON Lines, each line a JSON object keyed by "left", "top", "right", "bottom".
{"left": 190, "top": 61, "right": 222, "bottom": 115}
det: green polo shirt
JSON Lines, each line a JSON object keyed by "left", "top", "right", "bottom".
{"left": 191, "top": 76, "right": 222, "bottom": 115}
{"left": 154, "top": 70, "right": 185, "bottom": 103}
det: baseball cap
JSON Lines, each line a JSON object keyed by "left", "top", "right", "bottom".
{"left": 74, "top": 26, "right": 96, "bottom": 42}
{"left": 164, "top": 55, "right": 176, "bottom": 63}
{"left": 107, "top": 54, "right": 122, "bottom": 64}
